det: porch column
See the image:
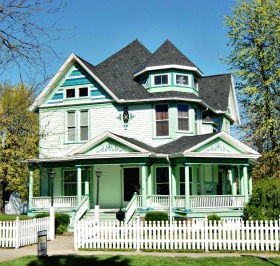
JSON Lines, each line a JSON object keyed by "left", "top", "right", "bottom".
{"left": 140, "top": 163, "right": 147, "bottom": 210}
{"left": 231, "top": 167, "right": 237, "bottom": 195}
{"left": 243, "top": 165, "right": 249, "bottom": 202}
{"left": 84, "top": 167, "right": 90, "bottom": 209}
{"left": 171, "top": 164, "right": 176, "bottom": 209}
{"left": 76, "top": 166, "right": 82, "bottom": 205}
{"left": 184, "top": 164, "right": 191, "bottom": 212}
{"left": 28, "top": 166, "right": 34, "bottom": 211}
{"left": 248, "top": 170, "right": 253, "bottom": 195}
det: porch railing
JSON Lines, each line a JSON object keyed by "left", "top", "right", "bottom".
{"left": 147, "top": 195, "right": 170, "bottom": 209}
{"left": 32, "top": 196, "right": 78, "bottom": 209}
{"left": 124, "top": 194, "right": 139, "bottom": 223}
{"left": 190, "top": 195, "right": 245, "bottom": 209}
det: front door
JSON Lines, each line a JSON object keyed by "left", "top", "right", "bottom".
{"left": 123, "top": 167, "right": 140, "bottom": 206}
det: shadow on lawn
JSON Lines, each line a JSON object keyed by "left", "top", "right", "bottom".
{"left": 27, "top": 255, "right": 130, "bottom": 266}
{"left": 241, "top": 255, "right": 279, "bottom": 266}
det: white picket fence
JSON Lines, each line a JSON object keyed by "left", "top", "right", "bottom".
{"left": 74, "top": 217, "right": 280, "bottom": 251}
{"left": 0, "top": 217, "right": 51, "bottom": 249}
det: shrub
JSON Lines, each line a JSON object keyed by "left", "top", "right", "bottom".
{"left": 145, "top": 211, "right": 168, "bottom": 222}
{"left": 243, "top": 176, "right": 280, "bottom": 221}
{"left": 35, "top": 213, "right": 49, "bottom": 218}
{"left": 55, "top": 213, "right": 70, "bottom": 234}
{"left": 207, "top": 214, "right": 221, "bottom": 223}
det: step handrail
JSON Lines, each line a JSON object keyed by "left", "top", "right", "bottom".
{"left": 123, "top": 193, "right": 138, "bottom": 224}
{"left": 74, "top": 196, "right": 89, "bottom": 222}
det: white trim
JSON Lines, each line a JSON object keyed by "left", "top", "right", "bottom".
{"left": 64, "top": 86, "right": 91, "bottom": 100}
{"left": 134, "top": 65, "right": 203, "bottom": 77}
{"left": 152, "top": 73, "right": 171, "bottom": 87}
{"left": 67, "top": 131, "right": 149, "bottom": 155}
{"left": 183, "top": 131, "right": 260, "bottom": 156}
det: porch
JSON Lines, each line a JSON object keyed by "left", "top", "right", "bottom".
{"left": 30, "top": 194, "right": 246, "bottom": 222}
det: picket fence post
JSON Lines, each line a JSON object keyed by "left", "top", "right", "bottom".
{"left": 136, "top": 216, "right": 140, "bottom": 251}
{"left": 15, "top": 217, "right": 20, "bottom": 249}
{"left": 49, "top": 207, "right": 55, "bottom": 240}
{"left": 204, "top": 215, "right": 208, "bottom": 252}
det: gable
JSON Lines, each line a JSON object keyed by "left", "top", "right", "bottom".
{"left": 84, "top": 139, "right": 135, "bottom": 154}
{"left": 46, "top": 65, "right": 110, "bottom": 106}
{"left": 195, "top": 138, "right": 241, "bottom": 154}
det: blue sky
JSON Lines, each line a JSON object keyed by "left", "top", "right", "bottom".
{"left": 39, "top": 0, "right": 237, "bottom": 79}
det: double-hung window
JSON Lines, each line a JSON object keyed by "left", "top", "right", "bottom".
{"left": 67, "top": 111, "right": 76, "bottom": 142}
{"left": 154, "top": 74, "right": 168, "bottom": 86}
{"left": 155, "top": 104, "right": 169, "bottom": 136}
{"left": 177, "top": 104, "right": 189, "bottom": 131}
{"left": 67, "top": 110, "right": 89, "bottom": 142}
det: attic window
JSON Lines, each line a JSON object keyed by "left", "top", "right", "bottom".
{"left": 66, "top": 88, "right": 75, "bottom": 98}
{"left": 79, "top": 87, "right": 88, "bottom": 97}
{"left": 175, "top": 74, "right": 189, "bottom": 86}
{"left": 154, "top": 74, "right": 168, "bottom": 86}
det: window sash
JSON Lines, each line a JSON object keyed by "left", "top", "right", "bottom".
{"left": 67, "top": 112, "right": 76, "bottom": 142}
{"left": 155, "top": 104, "right": 169, "bottom": 136}
{"left": 154, "top": 75, "right": 168, "bottom": 85}
{"left": 156, "top": 167, "right": 169, "bottom": 195}
{"left": 177, "top": 104, "right": 189, "bottom": 131}
{"left": 175, "top": 74, "right": 189, "bottom": 86}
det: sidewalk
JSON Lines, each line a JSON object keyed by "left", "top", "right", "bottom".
{"left": 0, "top": 235, "right": 280, "bottom": 263}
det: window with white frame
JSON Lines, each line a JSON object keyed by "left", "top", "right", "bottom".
{"left": 194, "top": 77, "right": 198, "bottom": 90}
{"left": 175, "top": 74, "right": 189, "bottom": 86}
{"left": 66, "top": 110, "right": 89, "bottom": 142}
{"left": 153, "top": 74, "right": 168, "bottom": 86}
{"left": 156, "top": 167, "right": 169, "bottom": 195}
{"left": 177, "top": 104, "right": 189, "bottom": 131}
{"left": 179, "top": 167, "right": 192, "bottom": 196}
{"left": 155, "top": 104, "right": 169, "bottom": 136}
{"left": 65, "top": 87, "right": 89, "bottom": 99}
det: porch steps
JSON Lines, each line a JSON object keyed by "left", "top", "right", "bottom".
{"left": 82, "top": 209, "right": 119, "bottom": 222}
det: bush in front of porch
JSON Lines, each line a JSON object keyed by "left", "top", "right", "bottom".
{"left": 145, "top": 212, "right": 168, "bottom": 222}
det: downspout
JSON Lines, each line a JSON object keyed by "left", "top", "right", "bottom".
{"left": 166, "top": 155, "right": 172, "bottom": 224}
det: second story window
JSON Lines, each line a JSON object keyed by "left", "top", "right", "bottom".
{"left": 155, "top": 104, "right": 169, "bottom": 136}
{"left": 66, "top": 110, "right": 89, "bottom": 142}
{"left": 178, "top": 104, "right": 189, "bottom": 131}
{"left": 154, "top": 74, "right": 168, "bottom": 86}
{"left": 175, "top": 74, "right": 189, "bottom": 86}
{"left": 65, "top": 87, "right": 89, "bottom": 99}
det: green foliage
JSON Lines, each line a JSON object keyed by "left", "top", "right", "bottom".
{"left": 225, "top": 0, "right": 280, "bottom": 179}
{"left": 0, "top": 83, "right": 39, "bottom": 212}
{"left": 145, "top": 211, "right": 168, "bottom": 222}
{"left": 55, "top": 213, "right": 70, "bottom": 234}
{"left": 243, "top": 176, "right": 280, "bottom": 221}
{"left": 34, "top": 213, "right": 49, "bottom": 219}
{"left": 207, "top": 214, "right": 221, "bottom": 222}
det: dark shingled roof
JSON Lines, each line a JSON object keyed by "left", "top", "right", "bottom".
{"left": 76, "top": 40, "right": 231, "bottom": 112}
{"left": 111, "top": 133, "right": 158, "bottom": 153}
{"left": 157, "top": 133, "right": 218, "bottom": 154}
{"left": 136, "top": 40, "right": 199, "bottom": 74}
{"left": 199, "top": 74, "right": 232, "bottom": 112}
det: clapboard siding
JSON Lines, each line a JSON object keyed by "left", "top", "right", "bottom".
{"left": 39, "top": 103, "right": 176, "bottom": 158}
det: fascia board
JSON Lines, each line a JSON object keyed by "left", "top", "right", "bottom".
{"left": 29, "top": 53, "right": 77, "bottom": 112}
{"left": 134, "top": 65, "right": 203, "bottom": 77}
{"left": 68, "top": 152, "right": 152, "bottom": 159}
{"left": 182, "top": 152, "right": 260, "bottom": 159}
{"left": 230, "top": 75, "right": 241, "bottom": 125}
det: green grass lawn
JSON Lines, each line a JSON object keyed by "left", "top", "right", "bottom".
{"left": 0, "top": 214, "right": 29, "bottom": 221}
{"left": 0, "top": 255, "right": 280, "bottom": 266}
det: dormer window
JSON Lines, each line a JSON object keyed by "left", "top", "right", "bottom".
{"left": 79, "top": 87, "right": 88, "bottom": 97}
{"left": 175, "top": 74, "right": 189, "bottom": 86}
{"left": 154, "top": 74, "right": 168, "bottom": 86}
{"left": 66, "top": 88, "right": 75, "bottom": 98}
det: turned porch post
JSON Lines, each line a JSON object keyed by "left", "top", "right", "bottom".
{"left": 140, "top": 163, "right": 147, "bottom": 210}
{"left": 243, "top": 165, "right": 249, "bottom": 202}
{"left": 28, "top": 166, "right": 34, "bottom": 211}
{"left": 184, "top": 164, "right": 191, "bottom": 212}
{"left": 231, "top": 167, "right": 237, "bottom": 195}
{"left": 76, "top": 166, "right": 82, "bottom": 205}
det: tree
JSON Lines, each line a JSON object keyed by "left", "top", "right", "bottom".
{"left": 243, "top": 176, "right": 280, "bottom": 220}
{"left": 225, "top": 0, "right": 280, "bottom": 179}
{"left": 0, "top": 83, "right": 39, "bottom": 212}
{"left": 0, "top": 0, "right": 64, "bottom": 83}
